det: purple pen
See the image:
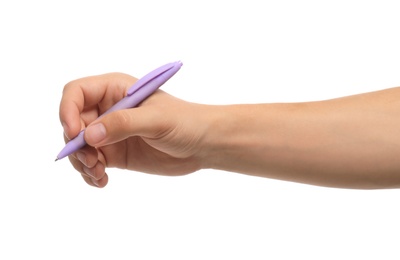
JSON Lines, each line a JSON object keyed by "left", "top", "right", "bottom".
{"left": 56, "top": 61, "right": 183, "bottom": 161}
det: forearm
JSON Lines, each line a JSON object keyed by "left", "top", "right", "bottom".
{"left": 201, "top": 87, "right": 400, "bottom": 189}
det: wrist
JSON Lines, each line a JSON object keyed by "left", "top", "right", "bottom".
{"left": 197, "top": 103, "right": 306, "bottom": 175}
{"left": 198, "top": 104, "right": 264, "bottom": 171}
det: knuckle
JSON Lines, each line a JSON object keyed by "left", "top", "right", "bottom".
{"left": 116, "top": 110, "right": 131, "bottom": 126}
{"left": 62, "top": 80, "right": 76, "bottom": 93}
{"left": 107, "top": 110, "right": 132, "bottom": 132}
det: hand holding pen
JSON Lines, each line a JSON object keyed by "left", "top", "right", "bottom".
{"left": 57, "top": 61, "right": 182, "bottom": 161}
{"left": 58, "top": 61, "right": 208, "bottom": 187}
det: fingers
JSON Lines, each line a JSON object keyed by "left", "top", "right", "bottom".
{"left": 59, "top": 73, "right": 138, "bottom": 187}
{"left": 66, "top": 139, "right": 108, "bottom": 188}
{"left": 59, "top": 73, "right": 137, "bottom": 139}
{"left": 81, "top": 173, "right": 109, "bottom": 188}
{"left": 69, "top": 150, "right": 109, "bottom": 188}
{"left": 84, "top": 99, "right": 167, "bottom": 147}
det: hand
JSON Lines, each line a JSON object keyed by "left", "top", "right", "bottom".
{"left": 59, "top": 73, "right": 209, "bottom": 188}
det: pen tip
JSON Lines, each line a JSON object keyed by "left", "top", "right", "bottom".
{"left": 55, "top": 158, "right": 59, "bottom": 162}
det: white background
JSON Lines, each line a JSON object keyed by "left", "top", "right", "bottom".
{"left": 1, "top": 0, "right": 400, "bottom": 259}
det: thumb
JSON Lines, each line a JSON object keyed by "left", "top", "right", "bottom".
{"left": 84, "top": 108, "right": 160, "bottom": 147}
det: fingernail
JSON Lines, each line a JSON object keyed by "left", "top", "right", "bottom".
{"left": 76, "top": 152, "right": 87, "bottom": 166}
{"left": 62, "top": 122, "right": 70, "bottom": 140}
{"left": 86, "top": 123, "right": 106, "bottom": 144}
{"left": 83, "top": 166, "right": 95, "bottom": 178}
{"left": 91, "top": 178, "right": 99, "bottom": 187}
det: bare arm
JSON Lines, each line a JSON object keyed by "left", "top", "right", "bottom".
{"left": 201, "top": 87, "right": 400, "bottom": 189}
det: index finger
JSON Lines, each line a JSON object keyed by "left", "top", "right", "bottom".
{"left": 59, "top": 72, "right": 137, "bottom": 140}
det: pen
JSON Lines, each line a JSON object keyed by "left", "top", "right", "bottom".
{"left": 56, "top": 60, "right": 183, "bottom": 161}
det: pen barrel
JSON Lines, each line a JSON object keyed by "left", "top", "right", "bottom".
{"left": 57, "top": 130, "right": 86, "bottom": 160}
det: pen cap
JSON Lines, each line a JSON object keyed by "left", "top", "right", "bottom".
{"left": 127, "top": 61, "right": 183, "bottom": 96}
{"left": 102, "top": 61, "right": 182, "bottom": 116}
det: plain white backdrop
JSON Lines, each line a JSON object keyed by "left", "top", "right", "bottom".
{"left": 1, "top": 0, "right": 400, "bottom": 259}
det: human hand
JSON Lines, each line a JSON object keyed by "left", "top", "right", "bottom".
{"left": 59, "top": 73, "right": 210, "bottom": 188}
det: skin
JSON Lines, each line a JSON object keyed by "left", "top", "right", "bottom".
{"left": 60, "top": 73, "right": 400, "bottom": 189}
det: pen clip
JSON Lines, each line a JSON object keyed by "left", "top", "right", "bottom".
{"left": 127, "top": 62, "right": 176, "bottom": 96}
